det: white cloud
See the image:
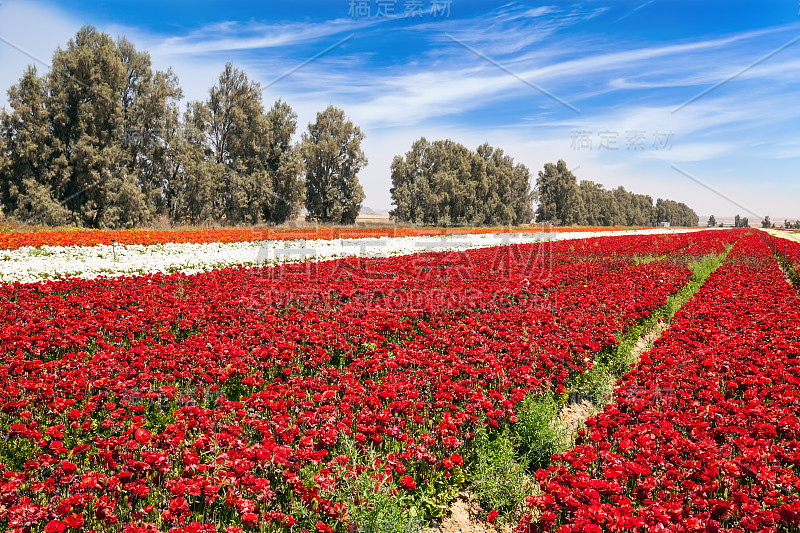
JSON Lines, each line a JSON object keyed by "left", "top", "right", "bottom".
{"left": 140, "top": 18, "right": 375, "bottom": 56}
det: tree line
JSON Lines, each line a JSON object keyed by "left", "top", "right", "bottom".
{"left": 531, "top": 160, "right": 699, "bottom": 227}
{"left": 709, "top": 215, "right": 800, "bottom": 229}
{"left": 709, "top": 215, "right": 754, "bottom": 228}
{"left": 0, "top": 27, "right": 365, "bottom": 228}
{"left": 1, "top": 27, "right": 704, "bottom": 229}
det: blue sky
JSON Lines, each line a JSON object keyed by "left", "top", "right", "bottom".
{"left": 1, "top": 0, "right": 798, "bottom": 219}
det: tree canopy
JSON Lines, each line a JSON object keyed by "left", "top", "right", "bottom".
{"left": 389, "top": 138, "right": 533, "bottom": 226}
{"left": 301, "top": 106, "right": 367, "bottom": 225}
{"left": 0, "top": 27, "right": 711, "bottom": 229}
{"left": 532, "top": 160, "right": 699, "bottom": 227}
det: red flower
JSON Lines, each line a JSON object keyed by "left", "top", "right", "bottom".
{"left": 63, "top": 513, "right": 84, "bottom": 528}
{"left": 0, "top": 228, "right": 750, "bottom": 532}
{"left": 399, "top": 475, "right": 416, "bottom": 491}
{"left": 168, "top": 496, "right": 188, "bottom": 514}
{"left": 241, "top": 513, "right": 258, "bottom": 528}
{"left": 134, "top": 427, "right": 151, "bottom": 444}
{"left": 61, "top": 460, "right": 77, "bottom": 475}
{"left": 44, "top": 521, "right": 65, "bottom": 533}
{"left": 316, "top": 521, "right": 333, "bottom": 533}
{"left": 487, "top": 510, "right": 498, "bottom": 524}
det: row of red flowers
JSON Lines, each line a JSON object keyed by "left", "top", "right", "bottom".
{"left": 0, "top": 226, "right": 659, "bottom": 251}
{"left": 0, "top": 230, "right": 734, "bottom": 531}
{"left": 766, "top": 233, "right": 800, "bottom": 280}
{"left": 518, "top": 233, "right": 800, "bottom": 532}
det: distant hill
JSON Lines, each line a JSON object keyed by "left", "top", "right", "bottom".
{"left": 359, "top": 207, "right": 390, "bottom": 217}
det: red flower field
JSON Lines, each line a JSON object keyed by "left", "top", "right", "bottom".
{"left": 0, "top": 228, "right": 779, "bottom": 533}
{"left": 518, "top": 233, "right": 800, "bottom": 532}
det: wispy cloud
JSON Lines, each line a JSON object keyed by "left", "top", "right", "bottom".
{"left": 147, "top": 18, "right": 375, "bottom": 56}
{"left": 243, "top": 21, "right": 800, "bottom": 130}
{"left": 422, "top": 3, "right": 603, "bottom": 57}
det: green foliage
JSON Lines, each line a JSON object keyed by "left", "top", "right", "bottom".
{"left": 389, "top": 138, "right": 534, "bottom": 226}
{"left": 575, "top": 246, "right": 732, "bottom": 408}
{"left": 320, "top": 438, "right": 424, "bottom": 533}
{"left": 12, "top": 177, "right": 71, "bottom": 226}
{"left": 568, "top": 357, "right": 617, "bottom": 406}
{"left": 117, "top": 37, "right": 183, "bottom": 220}
{"left": 302, "top": 106, "right": 367, "bottom": 224}
{"left": 1, "top": 66, "right": 58, "bottom": 223}
{"left": 469, "top": 425, "right": 530, "bottom": 524}
{"left": 329, "top": 470, "right": 422, "bottom": 533}
{"left": 631, "top": 253, "right": 661, "bottom": 264}
{"left": 578, "top": 180, "right": 625, "bottom": 226}
{"left": 208, "top": 64, "right": 270, "bottom": 223}
{"left": 605, "top": 248, "right": 731, "bottom": 377}
{"left": 0, "top": 27, "right": 176, "bottom": 227}
{"left": 655, "top": 198, "right": 698, "bottom": 227}
{"left": 532, "top": 161, "right": 699, "bottom": 227}
{"left": 170, "top": 64, "right": 305, "bottom": 226}
{"left": 734, "top": 214, "right": 750, "bottom": 228}
{"left": 263, "top": 100, "right": 305, "bottom": 224}
{"left": 415, "top": 467, "right": 464, "bottom": 521}
{"left": 0, "top": 129, "right": 7, "bottom": 197}
{"left": 534, "top": 160, "right": 582, "bottom": 225}
{"left": 0, "top": 30, "right": 305, "bottom": 228}
{"left": 688, "top": 248, "right": 730, "bottom": 281}
{"left": 707, "top": 214, "right": 717, "bottom": 227}
{"left": 577, "top": 181, "right": 658, "bottom": 226}
{"left": 612, "top": 185, "right": 656, "bottom": 226}
{"left": 511, "top": 393, "right": 567, "bottom": 471}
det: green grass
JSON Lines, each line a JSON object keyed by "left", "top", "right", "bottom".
{"left": 766, "top": 237, "right": 800, "bottom": 288}
{"left": 511, "top": 392, "right": 568, "bottom": 472}
{"left": 469, "top": 425, "right": 531, "bottom": 525}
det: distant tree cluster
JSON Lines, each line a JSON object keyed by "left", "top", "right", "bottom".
{"left": 734, "top": 215, "right": 750, "bottom": 228}
{"left": 389, "top": 138, "right": 534, "bottom": 226}
{"left": 0, "top": 27, "right": 366, "bottom": 228}
{"left": 533, "top": 160, "right": 699, "bottom": 227}
{"left": 786, "top": 220, "right": 800, "bottom": 229}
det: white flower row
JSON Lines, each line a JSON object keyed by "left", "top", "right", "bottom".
{"left": 0, "top": 228, "right": 703, "bottom": 284}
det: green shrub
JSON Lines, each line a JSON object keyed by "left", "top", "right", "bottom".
{"left": 320, "top": 437, "right": 424, "bottom": 533}
{"left": 469, "top": 425, "right": 530, "bottom": 524}
{"left": 512, "top": 393, "right": 567, "bottom": 470}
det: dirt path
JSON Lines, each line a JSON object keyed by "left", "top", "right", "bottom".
{"left": 425, "top": 494, "right": 513, "bottom": 533}
{"left": 631, "top": 319, "right": 669, "bottom": 360}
